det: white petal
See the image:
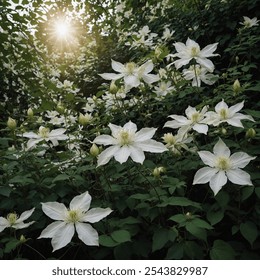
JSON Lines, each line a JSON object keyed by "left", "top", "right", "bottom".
{"left": 196, "top": 57, "right": 215, "bottom": 72}
{"left": 108, "top": 123, "right": 121, "bottom": 138}
{"left": 114, "top": 146, "right": 131, "bottom": 163}
{"left": 139, "top": 60, "right": 154, "bottom": 74}
{"left": 215, "top": 100, "right": 228, "bottom": 113}
{"left": 111, "top": 59, "right": 125, "bottom": 73}
{"left": 123, "top": 121, "right": 137, "bottom": 132}
{"left": 93, "top": 135, "right": 117, "bottom": 146}
{"left": 137, "top": 140, "right": 168, "bottom": 153}
{"left": 99, "top": 73, "right": 124, "bottom": 81}
{"left": 0, "top": 217, "right": 9, "bottom": 232}
{"left": 13, "top": 221, "right": 35, "bottom": 229}
{"left": 228, "top": 101, "right": 244, "bottom": 115}
{"left": 226, "top": 169, "right": 253, "bottom": 185}
{"left": 82, "top": 208, "right": 112, "bottom": 223}
{"left": 129, "top": 145, "right": 145, "bottom": 164}
{"left": 142, "top": 73, "right": 160, "bottom": 84}
{"left": 135, "top": 127, "right": 156, "bottom": 141}
{"left": 27, "top": 138, "right": 42, "bottom": 149}
{"left": 173, "top": 42, "right": 187, "bottom": 53}
{"left": 174, "top": 58, "right": 192, "bottom": 69}
{"left": 38, "top": 221, "right": 65, "bottom": 238}
{"left": 75, "top": 223, "right": 99, "bottom": 246}
{"left": 97, "top": 145, "right": 120, "bottom": 166}
{"left": 124, "top": 75, "right": 140, "bottom": 87}
{"left": 200, "top": 43, "right": 218, "bottom": 57}
{"left": 193, "top": 123, "right": 208, "bottom": 134}
{"left": 209, "top": 171, "right": 227, "bottom": 195}
{"left": 197, "top": 151, "right": 216, "bottom": 167}
{"left": 230, "top": 152, "right": 256, "bottom": 168}
{"left": 193, "top": 167, "right": 218, "bottom": 185}
{"left": 213, "top": 138, "right": 230, "bottom": 157}
{"left": 51, "top": 223, "right": 75, "bottom": 252}
{"left": 185, "top": 106, "right": 197, "bottom": 119}
{"left": 70, "top": 191, "right": 91, "bottom": 212}
{"left": 41, "top": 202, "right": 67, "bottom": 220}
{"left": 49, "top": 128, "right": 66, "bottom": 137}
{"left": 22, "top": 132, "right": 39, "bottom": 139}
{"left": 16, "top": 208, "right": 35, "bottom": 223}
{"left": 226, "top": 118, "right": 244, "bottom": 128}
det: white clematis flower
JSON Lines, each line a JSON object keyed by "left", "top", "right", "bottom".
{"left": 93, "top": 121, "right": 167, "bottom": 166}
{"left": 99, "top": 59, "right": 159, "bottom": 89}
{"left": 0, "top": 208, "right": 35, "bottom": 232}
{"left": 22, "top": 126, "right": 69, "bottom": 149}
{"left": 164, "top": 105, "right": 209, "bottom": 135}
{"left": 182, "top": 64, "right": 218, "bottom": 87}
{"left": 193, "top": 138, "right": 256, "bottom": 195}
{"left": 172, "top": 38, "right": 218, "bottom": 72}
{"left": 240, "top": 16, "right": 259, "bottom": 28}
{"left": 204, "top": 100, "right": 255, "bottom": 128}
{"left": 38, "top": 191, "right": 112, "bottom": 252}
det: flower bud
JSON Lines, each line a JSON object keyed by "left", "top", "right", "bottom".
{"left": 27, "top": 108, "right": 34, "bottom": 118}
{"left": 233, "top": 79, "right": 241, "bottom": 94}
{"left": 246, "top": 128, "right": 256, "bottom": 139}
{"left": 7, "top": 117, "right": 17, "bottom": 130}
{"left": 20, "top": 235, "right": 27, "bottom": 243}
{"left": 78, "top": 113, "right": 92, "bottom": 126}
{"left": 56, "top": 103, "right": 65, "bottom": 114}
{"left": 109, "top": 80, "right": 118, "bottom": 94}
{"left": 90, "top": 143, "right": 100, "bottom": 157}
{"left": 185, "top": 212, "right": 193, "bottom": 220}
{"left": 152, "top": 166, "right": 166, "bottom": 177}
{"left": 221, "top": 127, "right": 227, "bottom": 135}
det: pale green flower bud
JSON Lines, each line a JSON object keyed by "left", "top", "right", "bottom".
{"left": 90, "top": 143, "right": 100, "bottom": 157}
{"left": 152, "top": 166, "right": 166, "bottom": 177}
{"left": 109, "top": 80, "right": 118, "bottom": 94}
{"left": 221, "top": 127, "right": 227, "bottom": 135}
{"left": 185, "top": 212, "right": 193, "bottom": 220}
{"left": 20, "top": 235, "right": 27, "bottom": 243}
{"left": 56, "top": 103, "right": 65, "bottom": 114}
{"left": 7, "top": 117, "right": 17, "bottom": 130}
{"left": 78, "top": 113, "right": 92, "bottom": 126}
{"left": 233, "top": 79, "right": 241, "bottom": 94}
{"left": 246, "top": 128, "right": 256, "bottom": 139}
{"left": 27, "top": 108, "right": 34, "bottom": 118}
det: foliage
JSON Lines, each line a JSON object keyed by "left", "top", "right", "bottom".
{"left": 0, "top": 0, "right": 259, "bottom": 260}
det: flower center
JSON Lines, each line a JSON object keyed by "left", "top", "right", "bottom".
{"left": 118, "top": 129, "right": 134, "bottom": 146}
{"left": 191, "top": 46, "right": 199, "bottom": 57}
{"left": 7, "top": 213, "right": 18, "bottom": 225}
{"left": 67, "top": 210, "right": 80, "bottom": 223}
{"left": 163, "top": 133, "right": 176, "bottom": 145}
{"left": 216, "top": 156, "right": 230, "bottom": 170}
{"left": 194, "top": 66, "right": 201, "bottom": 76}
{"left": 219, "top": 108, "right": 228, "bottom": 120}
{"left": 125, "top": 62, "right": 136, "bottom": 75}
{"left": 191, "top": 112, "right": 200, "bottom": 123}
{"left": 39, "top": 127, "right": 50, "bottom": 138}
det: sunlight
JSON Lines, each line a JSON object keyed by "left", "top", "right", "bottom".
{"left": 54, "top": 20, "right": 71, "bottom": 40}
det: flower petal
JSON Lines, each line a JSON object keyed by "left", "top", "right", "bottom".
{"left": 13, "top": 221, "right": 35, "bottom": 229}
{"left": 123, "top": 121, "right": 137, "bottom": 132}
{"left": 111, "top": 59, "right": 125, "bottom": 73}
{"left": 108, "top": 123, "right": 121, "bottom": 138}
{"left": 135, "top": 127, "right": 156, "bottom": 141}
{"left": 97, "top": 145, "right": 120, "bottom": 166}
{"left": 41, "top": 202, "right": 67, "bottom": 220}
{"left": 114, "top": 146, "right": 131, "bottom": 164}
{"left": 70, "top": 191, "right": 91, "bottom": 212}
{"left": 228, "top": 101, "right": 244, "bottom": 115}
{"left": 142, "top": 73, "right": 160, "bottom": 84}
{"left": 193, "top": 123, "right": 208, "bottom": 134}
{"left": 209, "top": 171, "right": 227, "bottom": 195}
{"left": 193, "top": 167, "right": 218, "bottom": 185}
{"left": 0, "top": 217, "right": 9, "bottom": 233}
{"left": 16, "top": 208, "right": 35, "bottom": 223}
{"left": 230, "top": 152, "right": 256, "bottom": 168}
{"left": 200, "top": 43, "right": 218, "bottom": 57}
{"left": 93, "top": 135, "right": 117, "bottom": 146}
{"left": 197, "top": 151, "right": 216, "bottom": 167}
{"left": 196, "top": 57, "right": 215, "bottom": 72}
{"left": 98, "top": 73, "right": 124, "bottom": 81}
{"left": 51, "top": 223, "right": 74, "bottom": 252}
{"left": 82, "top": 208, "right": 112, "bottom": 223}
{"left": 124, "top": 75, "right": 140, "bottom": 87}
{"left": 38, "top": 221, "right": 64, "bottom": 239}
{"left": 137, "top": 140, "right": 168, "bottom": 153}
{"left": 129, "top": 145, "right": 145, "bottom": 164}
{"left": 215, "top": 100, "right": 228, "bottom": 113}
{"left": 75, "top": 223, "right": 99, "bottom": 246}
{"left": 226, "top": 169, "right": 253, "bottom": 186}
{"left": 22, "top": 132, "right": 39, "bottom": 139}
{"left": 213, "top": 138, "right": 230, "bottom": 157}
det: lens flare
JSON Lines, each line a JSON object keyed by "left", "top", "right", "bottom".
{"left": 54, "top": 20, "right": 71, "bottom": 39}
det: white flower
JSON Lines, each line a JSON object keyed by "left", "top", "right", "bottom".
{"left": 162, "top": 27, "right": 175, "bottom": 40}
{"left": 22, "top": 126, "right": 69, "bottom": 149}
{"left": 172, "top": 38, "right": 218, "bottom": 71}
{"left": 38, "top": 191, "right": 112, "bottom": 252}
{"left": 204, "top": 100, "right": 255, "bottom": 128}
{"left": 0, "top": 208, "right": 35, "bottom": 232}
{"left": 193, "top": 138, "right": 256, "bottom": 195}
{"left": 162, "top": 132, "right": 192, "bottom": 155}
{"left": 164, "top": 105, "right": 209, "bottom": 135}
{"left": 153, "top": 81, "right": 175, "bottom": 98}
{"left": 99, "top": 59, "right": 159, "bottom": 89}
{"left": 93, "top": 121, "right": 167, "bottom": 166}
{"left": 240, "top": 16, "right": 259, "bottom": 28}
{"left": 182, "top": 64, "right": 218, "bottom": 87}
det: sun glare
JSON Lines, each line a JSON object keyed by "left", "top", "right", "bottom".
{"left": 54, "top": 20, "right": 71, "bottom": 39}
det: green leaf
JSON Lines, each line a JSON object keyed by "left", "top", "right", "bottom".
{"left": 185, "top": 223, "right": 207, "bottom": 241}
{"left": 166, "top": 243, "right": 184, "bottom": 260}
{"left": 4, "top": 239, "right": 20, "bottom": 253}
{"left": 0, "top": 186, "right": 12, "bottom": 197}
{"left": 111, "top": 230, "right": 131, "bottom": 243}
{"left": 241, "top": 186, "right": 254, "bottom": 201}
{"left": 240, "top": 222, "right": 258, "bottom": 246}
{"left": 99, "top": 235, "right": 119, "bottom": 247}
{"left": 255, "top": 187, "right": 260, "bottom": 199}
{"left": 192, "top": 218, "right": 213, "bottom": 229}
{"left": 169, "top": 214, "right": 187, "bottom": 225}
{"left": 158, "top": 197, "right": 201, "bottom": 209}
{"left": 52, "top": 174, "right": 70, "bottom": 183}
{"left": 152, "top": 228, "right": 168, "bottom": 252}
{"left": 207, "top": 207, "right": 224, "bottom": 225}
{"left": 210, "top": 240, "right": 236, "bottom": 260}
